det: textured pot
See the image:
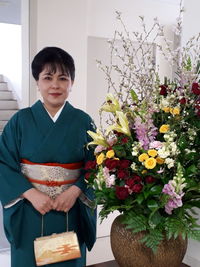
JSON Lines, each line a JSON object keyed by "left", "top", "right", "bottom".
{"left": 110, "top": 215, "right": 188, "bottom": 267}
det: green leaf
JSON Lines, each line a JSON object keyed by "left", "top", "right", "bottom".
{"left": 149, "top": 211, "right": 163, "bottom": 228}
{"left": 149, "top": 185, "right": 162, "bottom": 195}
{"left": 130, "top": 89, "right": 138, "bottom": 102}
{"left": 186, "top": 164, "right": 198, "bottom": 175}
{"left": 147, "top": 200, "right": 159, "bottom": 211}
{"left": 136, "top": 193, "right": 144, "bottom": 204}
{"left": 178, "top": 135, "right": 187, "bottom": 150}
{"left": 140, "top": 230, "right": 164, "bottom": 253}
{"left": 143, "top": 191, "right": 150, "bottom": 199}
{"left": 188, "top": 230, "right": 200, "bottom": 241}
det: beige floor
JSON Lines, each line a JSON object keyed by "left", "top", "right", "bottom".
{"left": 0, "top": 249, "right": 10, "bottom": 267}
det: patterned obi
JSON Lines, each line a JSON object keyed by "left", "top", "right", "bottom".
{"left": 20, "top": 159, "right": 83, "bottom": 199}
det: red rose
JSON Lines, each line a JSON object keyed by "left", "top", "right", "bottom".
{"left": 197, "top": 109, "right": 200, "bottom": 117}
{"left": 119, "top": 159, "right": 131, "bottom": 168}
{"left": 114, "top": 131, "right": 124, "bottom": 137}
{"left": 131, "top": 183, "right": 143, "bottom": 193}
{"left": 195, "top": 98, "right": 200, "bottom": 110}
{"left": 115, "top": 186, "right": 129, "bottom": 200}
{"left": 85, "top": 172, "right": 92, "bottom": 180}
{"left": 117, "top": 169, "right": 129, "bottom": 179}
{"left": 132, "top": 174, "right": 142, "bottom": 183}
{"left": 121, "top": 137, "right": 129, "bottom": 144}
{"left": 126, "top": 176, "right": 143, "bottom": 192}
{"left": 192, "top": 83, "right": 200, "bottom": 95}
{"left": 85, "top": 160, "right": 96, "bottom": 170}
{"left": 145, "top": 175, "right": 156, "bottom": 184}
{"left": 159, "top": 85, "right": 168, "bottom": 96}
{"left": 179, "top": 97, "right": 187, "bottom": 105}
{"left": 105, "top": 159, "right": 119, "bottom": 170}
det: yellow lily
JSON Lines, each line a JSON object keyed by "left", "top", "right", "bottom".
{"left": 87, "top": 129, "right": 109, "bottom": 147}
{"left": 101, "top": 93, "right": 121, "bottom": 113}
{"left": 106, "top": 111, "right": 131, "bottom": 136}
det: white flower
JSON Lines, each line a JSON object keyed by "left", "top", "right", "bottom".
{"left": 157, "top": 147, "right": 170, "bottom": 159}
{"left": 131, "top": 162, "right": 137, "bottom": 171}
{"left": 165, "top": 158, "right": 175, "bottom": 169}
{"left": 132, "top": 145, "right": 139, "bottom": 156}
{"left": 169, "top": 142, "right": 178, "bottom": 155}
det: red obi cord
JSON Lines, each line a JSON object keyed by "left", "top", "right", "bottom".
{"left": 21, "top": 159, "right": 84, "bottom": 169}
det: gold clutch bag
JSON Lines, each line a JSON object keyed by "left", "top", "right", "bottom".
{"left": 34, "top": 231, "right": 81, "bottom": 266}
{"left": 34, "top": 213, "right": 81, "bottom": 266}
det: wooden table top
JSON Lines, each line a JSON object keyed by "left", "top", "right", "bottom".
{"left": 87, "top": 260, "right": 190, "bottom": 267}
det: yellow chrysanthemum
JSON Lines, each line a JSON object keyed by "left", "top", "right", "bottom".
{"left": 159, "top": 124, "right": 170, "bottom": 133}
{"left": 171, "top": 107, "right": 180, "bottom": 115}
{"left": 144, "top": 157, "right": 157, "bottom": 169}
{"left": 138, "top": 153, "right": 149, "bottom": 162}
{"left": 96, "top": 153, "right": 105, "bottom": 165}
{"left": 156, "top": 157, "right": 165, "bottom": 165}
{"left": 106, "top": 150, "right": 115, "bottom": 159}
{"left": 162, "top": 107, "right": 170, "bottom": 113}
{"left": 147, "top": 149, "right": 158, "bottom": 157}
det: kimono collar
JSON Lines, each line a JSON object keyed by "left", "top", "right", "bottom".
{"left": 43, "top": 102, "right": 66, "bottom": 122}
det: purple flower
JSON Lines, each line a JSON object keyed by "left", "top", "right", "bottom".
{"left": 134, "top": 115, "right": 158, "bottom": 150}
{"left": 162, "top": 181, "right": 184, "bottom": 214}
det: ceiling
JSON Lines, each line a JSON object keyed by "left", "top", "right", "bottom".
{"left": 0, "top": 0, "right": 182, "bottom": 26}
{"left": 0, "top": 0, "right": 21, "bottom": 25}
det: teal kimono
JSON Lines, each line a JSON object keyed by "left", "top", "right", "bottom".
{"left": 0, "top": 100, "right": 97, "bottom": 267}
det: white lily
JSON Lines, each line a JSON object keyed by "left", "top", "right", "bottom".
{"left": 101, "top": 93, "right": 121, "bottom": 113}
{"left": 87, "top": 129, "right": 109, "bottom": 147}
{"left": 106, "top": 111, "right": 131, "bottom": 136}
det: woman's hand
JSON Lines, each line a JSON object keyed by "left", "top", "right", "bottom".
{"left": 53, "top": 185, "right": 81, "bottom": 212}
{"left": 22, "top": 188, "right": 54, "bottom": 215}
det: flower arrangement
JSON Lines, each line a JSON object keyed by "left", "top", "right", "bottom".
{"left": 85, "top": 4, "right": 200, "bottom": 251}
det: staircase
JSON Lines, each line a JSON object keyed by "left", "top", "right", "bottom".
{"left": 0, "top": 75, "right": 19, "bottom": 135}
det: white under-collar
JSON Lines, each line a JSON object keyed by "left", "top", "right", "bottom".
{"left": 44, "top": 103, "right": 65, "bottom": 122}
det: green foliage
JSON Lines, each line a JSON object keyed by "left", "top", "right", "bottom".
{"left": 140, "top": 230, "right": 164, "bottom": 253}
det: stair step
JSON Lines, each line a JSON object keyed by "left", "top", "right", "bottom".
{"left": 0, "top": 120, "right": 8, "bottom": 131}
{"left": 0, "top": 91, "right": 13, "bottom": 100}
{"left": 0, "top": 110, "right": 18, "bottom": 120}
{"left": 0, "top": 100, "right": 18, "bottom": 110}
{"left": 0, "top": 83, "right": 8, "bottom": 91}
{"left": 0, "top": 75, "right": 4, "bottom": 82}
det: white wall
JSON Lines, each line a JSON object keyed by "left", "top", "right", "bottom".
{"left": 182, "top": 0, "right": 200, "bottom": 45}
{"left": 29, "top": 0, "right": 89, "bottom": 111}
{"left": 87, "top": 0, "right": 180, "bottom": 38}
{"left": 182, "top": 1, "right": 200, "bottom": 266}
{"left": 0, "top": 23, "right": 22, "bottom": 103}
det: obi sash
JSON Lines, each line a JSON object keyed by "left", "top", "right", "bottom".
{"left": 20, "top": 159, "right": 83, "bottom": 199}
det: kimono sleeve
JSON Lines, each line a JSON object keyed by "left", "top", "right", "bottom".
{"left": 75, "top": 115, "right": 97, "bottom": 251}
{"left": 0, "top": 112, "right": 33, "bottom": 206}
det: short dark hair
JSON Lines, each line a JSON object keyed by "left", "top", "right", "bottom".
{"left": 31, "top": 47, "right": 75, "bottom": 81}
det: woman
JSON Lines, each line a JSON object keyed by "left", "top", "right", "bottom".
{"left": 0, "top": 47, "right": 96, "bottom": 267}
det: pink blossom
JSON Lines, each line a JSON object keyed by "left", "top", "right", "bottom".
{"left": 106, "top": 174, "right": 116, "bottom": 188}
{"left": 94, "top": 145, "right": 107, "bottom": 154}
{"left": 149, "top": 141, "right": 163, "bottom": 149}
{"left": 164, "top": 197, "right": 183, "bottom": 215}
{"left": 107, "top": 136, "right": 117, "bottom": 146}
{"left": 157, "top": 168, "right": 164, "bottom": 174}
{"left": 162, "top": 181, "right": 184, "bottom": 214}
{"left": 103, "top": 166, "right": 110, "bottom": 179}
{"left": 134, "top": 115, "right": 158, "bottom": 150}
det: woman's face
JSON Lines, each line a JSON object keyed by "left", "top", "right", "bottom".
{"left": 37, "top": 65, "right": 73, "bottom": 113}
